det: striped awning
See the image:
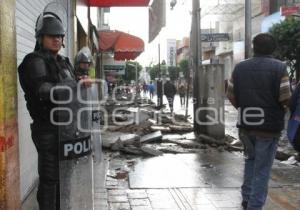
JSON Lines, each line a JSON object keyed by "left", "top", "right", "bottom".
{"left": 99, "top": 30, "right": 144, "bottom": 60}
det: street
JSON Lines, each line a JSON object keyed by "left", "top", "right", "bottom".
{"left": 2, "top": 1, "right": 300, "bottom": 209}
{"left": 22, "top": 94, "right": 300, "bottom": 210}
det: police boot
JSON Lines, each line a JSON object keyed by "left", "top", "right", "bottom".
{"left": 37, "top": 183, "right": 59, "bottom": 210}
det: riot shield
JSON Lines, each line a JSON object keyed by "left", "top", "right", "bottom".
{"left": 55, "top": 82, "right": 94, "bottom": 210}
{"left": 91, "top": 83, "right": 102, "bottom": 164}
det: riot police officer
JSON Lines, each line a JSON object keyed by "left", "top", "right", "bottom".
{"left": 18, "top": 12, "right": 86, "bottom": 210}
{"left": 74, "top": 48, "right": 102, "bottom": 163}
{"left": 74, "top": 50, "right": 92, "bottom": 78}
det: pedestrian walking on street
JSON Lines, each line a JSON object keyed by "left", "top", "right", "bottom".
{"left": 287, "top": 82, "right": 300, "bottom": 152}
{"left": 164, "top": 78, "right": 176, "bottom": 113}
{"left": 178, "top": 83, "right": 186, "bottom": 107}
{"left": 18, "top": 11, "right": 92, "bottom": 210}
{"left": 148, "top": 81, "right": 155, "bottom": 100}
{"left": 226, "top": 33, "right": 291, "bottom": 210}
{"left": 143, "top": 82, "right": 148, "bottom": 95}
{"left": 157, "top": 78, "right": 163, "bottom": 107}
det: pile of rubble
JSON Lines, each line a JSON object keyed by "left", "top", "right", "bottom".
{"left": 100, "top": 97, "right": 243, "bottom": 157}
{"left": 101, "top": 97, "right": 300, "bottom": 165}
{"left": 102, "top": 127, "right": 245, "bottom": 157}
{"left": 101, "top": 101, "right": 203, "bottom": 156}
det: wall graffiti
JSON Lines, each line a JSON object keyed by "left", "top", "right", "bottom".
{"left": 0, "top": 136, "right": 14, "bottom": 152}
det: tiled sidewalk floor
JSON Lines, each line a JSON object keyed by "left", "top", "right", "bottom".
{"left": 95, "top": 187, "right": 243, "bottom": 210}
{"left": 94, "top": 151, "right": 300, "bottom": 210}
{"left": 22, "top": 151, "right": 300, "bottom": 210}
{"left": 95, "top": 185, "right": 300, "bottom": 210}
{"left": 22, "top": 155, "right": 300, "bottom": 210}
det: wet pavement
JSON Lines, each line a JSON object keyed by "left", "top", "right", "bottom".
{"left": 94, "top": 149, "right": 300, "bottom": 210}
{"left": 22, "top": 94, "right": 300, "bottom": 210}
{"left": 22, "top": 149, "right": 300, "bottom": 210}
{"left": 128, "top": 152, "right": 242, "bottom": 189}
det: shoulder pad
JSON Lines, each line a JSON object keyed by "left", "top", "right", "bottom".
{"left": 20, "top": 53, "right": 48, "bottom": 79}
{"left": 18, "top": 52, "right": 41, "bottom": 74}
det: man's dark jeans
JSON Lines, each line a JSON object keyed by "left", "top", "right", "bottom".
{"left": 239, "top": 131, "right": 278, "bottom": 210}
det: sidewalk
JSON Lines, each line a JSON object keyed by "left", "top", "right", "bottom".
{"left": 22, "top": 149, "right": 300, "bottom": 210}
{"left": 22, "top": 95, "right": 300, "bottom": 210}
{"left": 94, "top": 150, "right": 300, "bottom": 210}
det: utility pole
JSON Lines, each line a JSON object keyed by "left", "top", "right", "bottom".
{"left": 185, "top": 65, "right": 191, "bottom": 118}
{"left": 135, "top": 62, "right": 138, "bottom": 90}
{"left": 192, "top": 0, "right": 201, "bottom": 132}
{"left": 157, "top": 43, "right": 163, "bottom": 108}
{"left": 245, "top": 0, "right": 252, "bottom": 59}
{"left": 135, "top": 62, "right": 138, "bottom": 106}
{"left": 127, "top": 62, "right": 139, "bottom": 105}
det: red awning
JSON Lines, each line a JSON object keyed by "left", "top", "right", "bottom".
{"left": 88, "top": 0, "right": 150, "bottom": 7}
{"left": 99, "top": 30, "right": 144, "bottom": 60}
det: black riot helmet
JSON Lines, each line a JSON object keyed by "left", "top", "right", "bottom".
{"left": 34, "top": 3, "right": 67, "bottom": 51}
{"left": 35, "top": 12, "right": 65, "bottom": 38}
{"left": 75, "top": 47, "right": 93, "bottom": 77}
{"left": 75, "top": 52, "right": 92, "bottom": 65}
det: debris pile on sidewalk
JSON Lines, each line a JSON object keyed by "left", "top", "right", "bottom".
{"left": 101, "top": 96, "right": 299, "bottom": 164}
{"left": 102, "top": 110, "right": 242, "bottom": 157}
{"left": 102, "top": 98, "right": 299, "bottom": 189}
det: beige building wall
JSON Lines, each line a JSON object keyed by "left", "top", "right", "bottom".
{"left": 0, "top": 0, "right": 21, "bottom": 209}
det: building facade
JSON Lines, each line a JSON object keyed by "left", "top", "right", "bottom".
{"left": 1, "top": 0, "right": 102, "bottom": 208}
{"left": 176, "top": 37, "right": 190, "bottom": 64}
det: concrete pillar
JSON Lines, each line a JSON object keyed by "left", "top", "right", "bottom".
{"left": 245, "top": 0, "right": 252, "bottom": 59}
{"left": 196, "top": 64, "right": 225, "bottom": 139}
{"left": 0, "top": 0, "right": 21, "bottom": 209}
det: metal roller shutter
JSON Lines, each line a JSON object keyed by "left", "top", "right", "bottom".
{"left": 15, "top": 0, "right": 73, "bottom": 201}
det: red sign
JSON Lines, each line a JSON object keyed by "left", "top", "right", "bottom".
{"left": 281, "top": 4, "right": 300, "bottom": 16}
{"left": 88, "top": 0, "right": 150, "bottom": 7}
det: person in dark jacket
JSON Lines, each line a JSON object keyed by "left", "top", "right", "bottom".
{"left": 288, "top": 82, "right": 300, "bottom": 151}
{"left": 178, "top": 83, "right": 186, "bottom": 107}
{"left": 226, "top": 33, "right": 290, "bottom": 210}
{"left": 164, "top": 78, "right": 176, "bottom": 113}
{"left": 289, "top": 82, "right": 300, "bottom": 114}
{"left": 18, "top": 12, "right": 91, "bottom": 210}
{"left": 157, "top": 78, "right": 163, "bottom": 107}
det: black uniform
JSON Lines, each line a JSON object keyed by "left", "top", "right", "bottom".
{"left": 18, "top": 48, "right": 76, "bottom": 210}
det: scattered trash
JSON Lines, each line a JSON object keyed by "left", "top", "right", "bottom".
{"left": 281, "top": 156, "right": 298, "bottom": 165}
{"left": 151, "top": 125, "right": 171, "bottom": 132}
{"left": 120, "top": 147, "right": 144, "bottom": 156}
{"left": 169, "top": 124, "right": 193, "bottom": 132}
{"left": 276, "top": 149, "right": 291, "bottom": 161}
{"left": 183, "top": 132, "right": 196, "bottom": 140}
{"left": 115, "top": 170, "right": 129, "bottom": 179}
{"left": 162, "top": 134, "right": 183, "bottom": 141}
{"left": 201, "top": 164, "right": 214, "bottom": 169}
{"left": 140, "top": 131, "right": 162, "bottom": 144}
{"left": 140, "top": 146, "right": 163, "bottom": 156}
{"left": 230, "top": 139, "right": 243, "bottom": 147}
